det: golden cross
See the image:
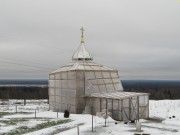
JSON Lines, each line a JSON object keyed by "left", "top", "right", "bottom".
{"left": 80, "top": 27, "right": 85, "bottom": 43}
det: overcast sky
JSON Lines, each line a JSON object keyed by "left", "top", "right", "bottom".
{"left": 0, "top": 0, "right": 180, "bottom": 80}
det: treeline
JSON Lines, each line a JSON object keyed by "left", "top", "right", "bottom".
{"left": 124, "top": 88, "right": 178, "bottom": 100}
{"left": 0, "top": 86, "right": 48, "bottom": 99}
{"left": 0, "top": 80, "right": 180, "bottom": 100}
{"left": 122, "top": 80, "right": 180, "bottom": 100}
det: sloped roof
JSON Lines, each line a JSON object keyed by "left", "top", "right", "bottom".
{"left": 50, "top": 28, "right": 117, "bottom": 74}
{"left": 50, "top": 61, "right": 117, "bottom": 74}
{"left": 87, "top": 92, "right": 150, "bottom": 99}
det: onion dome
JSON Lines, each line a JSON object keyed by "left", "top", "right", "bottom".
{"left": 72, "top": 27, "right": 93, "bottom": 61}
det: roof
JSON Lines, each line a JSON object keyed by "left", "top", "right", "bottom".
{"left": 72, "top": 43, "right": 93, "bottom": 61}
{"left": 50, "top": 28, "right": 119, "bottom": 74}
{"left": 72, "top": 27, "right": 93, "bottom": 61}
{"left": 87, "top": 91, "right": 150, "bottom": 99}
{"left": 50, "top": 61, "right": 117, "bottom": 74}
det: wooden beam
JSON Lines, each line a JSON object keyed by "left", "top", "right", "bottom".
{"left": 129, "top": 98, "right": 131, "bottom": 120}
{"left": 121, "top": 99, "right": 123, "bottom": 121}
{"left": 137, "top": 96, "right": 139, "bottom": 121}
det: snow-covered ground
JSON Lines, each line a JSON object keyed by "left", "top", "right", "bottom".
{"left": 0, "top": 100, "right": 180, "bottom": 135}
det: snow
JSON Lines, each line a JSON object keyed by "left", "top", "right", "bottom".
{"left": 0, "top": 99, "right": 180, "bottom": 135}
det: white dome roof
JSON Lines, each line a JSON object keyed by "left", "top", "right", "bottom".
{"left": 72, "top": 43, "right": 93, "bottom": 61}
{"left": 72, "top": 27, "right": 93, "bottom": 61}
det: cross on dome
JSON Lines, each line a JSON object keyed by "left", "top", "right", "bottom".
{"left": 80, "top": 27, "right": 85, "bottom": 43}
{"left": 72, "top": 27, "right": 93, "bottom": 61}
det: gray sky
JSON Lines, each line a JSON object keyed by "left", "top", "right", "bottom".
{"left": 0, "top": 0, "right": 180, "bottom": 80}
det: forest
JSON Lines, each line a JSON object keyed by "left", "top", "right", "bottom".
{"left": 122, "top": 80, "right": 180, "bottom": 99}
{"left": 0, "top": 86, "right": 48, "bottom": 100}
{"left": 0, "top": 80, "right": 180, "bottom": 100}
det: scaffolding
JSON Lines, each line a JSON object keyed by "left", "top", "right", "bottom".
{"left": 86, "top": 92, "right": 149, "bottom": 121}
{"left": 48, "top": 27, "right": 150, "bottom": 121}
{"left": 48, "top": 61, "right": 124, "bottom": 113}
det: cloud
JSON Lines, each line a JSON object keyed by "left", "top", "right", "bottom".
{"left": 0, "top": 0, "right": 180, "bottom": 79}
